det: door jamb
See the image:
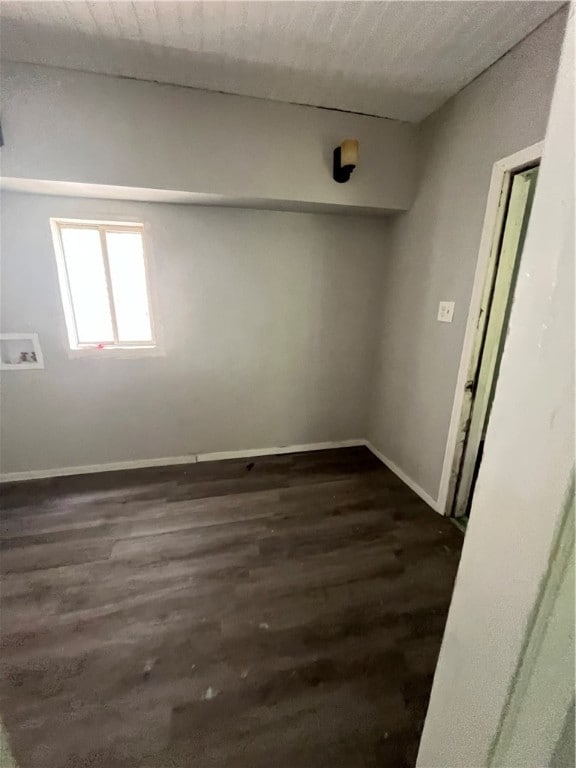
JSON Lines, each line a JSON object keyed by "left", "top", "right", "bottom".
{"left": 436, "top": 141, "right": 544, "bottom": 516}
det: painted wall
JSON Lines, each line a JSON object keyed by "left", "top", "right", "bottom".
{"left": 0, "top": 192, "right": 388, "bottom": 474}
{"left": 0, "top": 62, "right": 417, "bottom": 214}
{"left": 368, "top": 9, "right": 567, "bottom": 501}
{"left": 417, "top": 9, "right": 574, "bottom": 764}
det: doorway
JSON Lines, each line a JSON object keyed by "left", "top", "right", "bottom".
{"left": 449, "top": 164, "right": 540, "bottom": 523}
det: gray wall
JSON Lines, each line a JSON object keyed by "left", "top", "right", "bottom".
{"left": 418, "top": 12, "right": 574, "bottom": 760}
{"left": 368, "top": 9, "right": 567, "bottom": 500}
{"left": 0, "top": 9, "right": 566, "bottom": 481}
{"left": 0, "top": 62, "right": 417, "bottom": 214}
{"left": 0, "top": 192, "right": 387, "bottom": 474}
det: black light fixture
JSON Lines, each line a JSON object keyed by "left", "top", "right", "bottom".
{"left": 333, "top": 139, "right": 359, "bottom": 183}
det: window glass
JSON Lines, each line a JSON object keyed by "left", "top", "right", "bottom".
{"left": 106, "top": 231, "right": 153, "bottom": 343}
{"left": 60, "top": 227, "right": 114, "bottom": 343}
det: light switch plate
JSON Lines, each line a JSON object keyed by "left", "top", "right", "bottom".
{"left": 437, "top": 301, "right": 455, "bottom": 323}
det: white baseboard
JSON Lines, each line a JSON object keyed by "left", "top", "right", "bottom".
{"left": 0, "top": 439, "right": 366, "bottom": 483}
{"left": 197, "top": 439, "right": 365, "bottom": 463}
{"left": 365, "top": 441, "right": 441, "bottom": 514}
{"left": 0, "top": 454, "right": 199, "bottom": 483}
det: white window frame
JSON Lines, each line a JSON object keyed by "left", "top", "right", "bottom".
{"left": 51, "top": 218, "right": 160, "bottom": 358}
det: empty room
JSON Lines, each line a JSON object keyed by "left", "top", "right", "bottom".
{"left": 0, "top": 2, "right": 574, "bottom": 767}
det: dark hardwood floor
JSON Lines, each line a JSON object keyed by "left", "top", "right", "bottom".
{"left": 0, "top": 447, "right": 462, "bottom": 768}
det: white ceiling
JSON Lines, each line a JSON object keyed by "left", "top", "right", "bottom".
{"left": 0, "top": 1, "right": 563, "bottom": 122}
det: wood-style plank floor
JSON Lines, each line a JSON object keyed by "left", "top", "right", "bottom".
{"left": 0, "top": 447, "right": 462, "bottom": 768}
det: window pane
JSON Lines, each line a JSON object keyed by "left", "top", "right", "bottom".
{"left": 60, "top": 228, "right": 114, "bottom": 343}
{"left": 106, "top": 231, "right": 153, "bottom": 343}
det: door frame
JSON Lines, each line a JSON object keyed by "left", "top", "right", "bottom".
{"left": 437, "top": 141, "right": 543, "bottom": 516}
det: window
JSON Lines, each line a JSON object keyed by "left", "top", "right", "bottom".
{"left": 51, "top": 220, "right": 156, "bottom": 352}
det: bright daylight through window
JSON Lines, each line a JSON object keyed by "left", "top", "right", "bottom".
{"left": 51, "top": 220, "right": 154, "bottom": 351}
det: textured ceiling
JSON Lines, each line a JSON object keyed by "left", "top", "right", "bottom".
{"left": 0, "top": 1, "right": 563, "bottom": 122}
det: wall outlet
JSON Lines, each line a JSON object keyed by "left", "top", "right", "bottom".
{"left": 437, "top": 301, "right": 455, "bottom": 323}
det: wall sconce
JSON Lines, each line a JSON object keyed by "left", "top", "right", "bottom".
{"left": 333, "top": 139, "right": 359, "bottom": 183}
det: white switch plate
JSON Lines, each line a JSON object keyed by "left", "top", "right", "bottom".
{"left": 437, "top": 301, "right": 455, "bottom": 323}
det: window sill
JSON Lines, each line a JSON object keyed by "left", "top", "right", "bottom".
{"left": 68, "top": 345, "right": 165, "bottom": 360}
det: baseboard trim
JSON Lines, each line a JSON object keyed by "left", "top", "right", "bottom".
{"left": 197, "top": 439, "right": 365, "bottom": 463}
{"left": 0, "top": 454, "right": 200, "bottom": 483}
{"left": 365, "top": 441, "right": 441, "bottom": 514}
{"left": 0, "top": 439, "right": 366, "bottom": 483}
